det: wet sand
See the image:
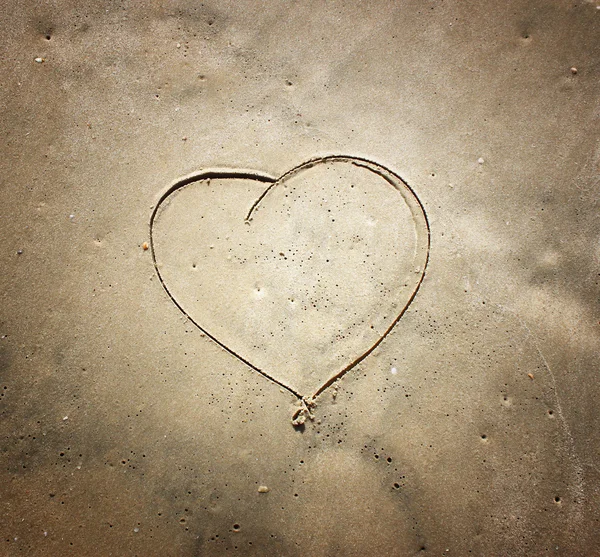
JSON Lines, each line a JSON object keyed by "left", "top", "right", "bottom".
{"left": 1, "top": 1, "right": 599, "bottom": 555}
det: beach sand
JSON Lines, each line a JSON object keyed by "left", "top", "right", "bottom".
{"left": 1, "top": 1, "right": 598, "bottom": 554}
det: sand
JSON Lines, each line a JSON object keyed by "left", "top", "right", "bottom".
{"left": 151, "top": 156, "right": 429, "bottom": 402}
{"left": 0, "top": 0, "right": 599, "bottom": 555}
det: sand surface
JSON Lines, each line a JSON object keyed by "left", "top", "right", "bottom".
{"left": 1, "top": 1, "right": 599, "bottom": 555}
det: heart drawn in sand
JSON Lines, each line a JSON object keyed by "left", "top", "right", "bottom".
{"left": 150, "top": 156, "right": 429, "bottom": 419}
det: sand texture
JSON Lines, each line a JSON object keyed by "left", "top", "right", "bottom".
{"left": 1, "top": 0, "right": 599, "bottom": 555}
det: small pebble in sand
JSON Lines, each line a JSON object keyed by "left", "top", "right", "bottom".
{"left": 258, "top": 486, "right": 269, "bottom": 493}
{"left": 34, "top": 57, "right": 44, "bottom": 63}
{"left": 142, "top": 242, "right": 149, "bottom": 251}
{"left": 182, "top": 136, "right": 187, "bottom": 141}
{"left": 133, "top": 527, "right": 140, "bottom": 533}
{"left": 528, "top": 373, "right": 535, "bottom": 380}
{"left": 17, "top": 249, "right": 23, "bottom": 255}
{"left": 63, "top": 416, "right": 68, "bottom": 421}
{"left": 478, "top": 157, "right": 485, "bottom": 164}
{"left": 570, "top": 67, "right": 578, "bottom": 75}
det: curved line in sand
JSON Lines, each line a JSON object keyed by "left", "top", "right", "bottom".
{"left": 149, "top": 156, "right": 431, "bottom": 404}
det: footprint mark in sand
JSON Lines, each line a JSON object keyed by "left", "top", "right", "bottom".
{"left": 150, "top": 155, "right": 430, "bottom": 423}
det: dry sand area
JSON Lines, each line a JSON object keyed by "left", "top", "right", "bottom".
{"left": 1, "top": 1, "right": 599, "bottom": 555}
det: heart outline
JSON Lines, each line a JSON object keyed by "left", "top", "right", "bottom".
{"left": 149, "top": 155, "right": 430, "bottom": 402}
